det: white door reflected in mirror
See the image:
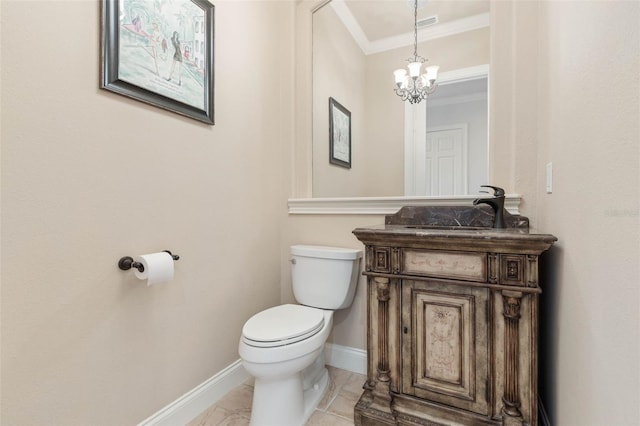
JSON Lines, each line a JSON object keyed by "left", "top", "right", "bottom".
{"left": 424, "top": 125, "right": 467, "bottom": 195}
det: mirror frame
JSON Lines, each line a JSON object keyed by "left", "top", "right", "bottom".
{"left": 290, "top": 0, "right": 524, "bottom": 215}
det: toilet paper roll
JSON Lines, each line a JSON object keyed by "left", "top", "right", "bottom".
{"left": 133, "top": 252, "right": 174, "bottom": 286}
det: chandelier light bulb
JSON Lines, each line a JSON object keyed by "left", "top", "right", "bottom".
{"left": 394, "top": 69, "right": 408, "bottom": 86}
{"left": 408, "top": 61, "right": 422, "bottom": 78}
{"left": 425, "top": 65, "right": 439, "bottom": 81}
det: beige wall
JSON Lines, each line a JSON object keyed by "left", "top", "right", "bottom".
{"left": 312, "top": 4, "right": 367, "bottom": 197}
{"left": 489, "top": 1, "right": 639, "bottom": 423}
{"left": 1, "top": 0, "right": 293, "bottom": 424}
{"left": 534, "top": 1, "right": 639, "bottom": 424}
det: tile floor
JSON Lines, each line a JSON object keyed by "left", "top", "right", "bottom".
{"left": 188, "top": 366, "right": 366, "bottom": 426}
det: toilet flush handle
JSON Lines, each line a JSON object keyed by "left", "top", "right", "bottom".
{"left": 290, "top": 258, "right": 296, "bottom": 264}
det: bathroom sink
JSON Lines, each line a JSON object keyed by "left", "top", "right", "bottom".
{"left": 383, "top": 206, "right": 530, "bottom": 230}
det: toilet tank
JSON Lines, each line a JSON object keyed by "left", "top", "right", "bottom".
{"left": 291, "top": 245, "right": 363, "bottom": 310}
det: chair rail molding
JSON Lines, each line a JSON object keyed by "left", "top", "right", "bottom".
{"left": 288, "top": 195, "right": 522, "bottom": 216}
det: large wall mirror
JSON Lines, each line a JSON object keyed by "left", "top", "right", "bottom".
{"left": 312, "top": 0, "right": 490, "bottom": 198}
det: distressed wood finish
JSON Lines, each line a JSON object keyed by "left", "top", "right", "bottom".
{"left": 353, "top": 225, "right": 556, "bottom": 426}
{"left": 501, "top": 291, "right": 523, "bottom": 422}
{"left": 403, "top": 250, "right": 487, "bottom": 282}
{"left": 401, "top": 281, "right": 490, "bottom": 416}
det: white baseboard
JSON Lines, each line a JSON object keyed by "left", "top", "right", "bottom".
{"left": 324, "top": 342, "right": 368, "bottom": 375}
{"left": 137, "top": 359, "right": 250, "bottom": 426}
{"left": 138, "top": 343, "right": 366, "bottom": 426}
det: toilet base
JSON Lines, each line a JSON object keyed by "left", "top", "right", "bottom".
{"left": 303, "top": 367, "right": 329, "bottom": 422}
{"left": 249, "top": 367, "right": 329, "bottom": 426}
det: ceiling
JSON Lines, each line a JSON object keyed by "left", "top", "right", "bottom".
{"left": 329, "top": 0, "right": 490, "bottom": 54}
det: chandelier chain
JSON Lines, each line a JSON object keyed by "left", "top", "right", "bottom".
{"left": 413, "top": 0, "right": 418, "bottom": 59}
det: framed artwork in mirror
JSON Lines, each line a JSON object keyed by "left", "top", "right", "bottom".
{"left": 329, "top": 97, "right": 351, "bottom": 168}
{"left": 101, "top": 0, "right": 215, "bottom": 125}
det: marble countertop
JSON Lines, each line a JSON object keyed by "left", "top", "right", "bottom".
{"left": 355, "top": 223, "right": 555, "bottom": 240}
{"left": 352, "top": 224, "right": 557, "bottom": 254}
{"left": 353, "top": 206, "right": 557, "bottom": 253}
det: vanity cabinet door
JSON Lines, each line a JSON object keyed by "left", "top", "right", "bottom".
{"left": 401, "top": 280, "right": 490, "bottom": 416}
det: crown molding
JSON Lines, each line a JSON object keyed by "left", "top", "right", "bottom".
{"left": 367, "top": 12, "right": 490, "bottom": 55}
{"left": 330, "top": 0, "right": 490, "bottom": 56}
{"left": 329, "top": 0, "right": 369, "bottom": 54}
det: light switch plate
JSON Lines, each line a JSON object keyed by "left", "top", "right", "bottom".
{"left": 546, "top": 162, "right": 553, "bottom": 193}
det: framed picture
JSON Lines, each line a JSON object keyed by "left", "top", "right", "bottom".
{"left": 101, "top": 0, "right": 215, "bottom": 125}
{"left": 329, "top": 97, "right": 351, "bottom": 168}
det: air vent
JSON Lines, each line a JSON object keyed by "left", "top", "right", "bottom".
{"left": 417, "top": 15, "right": 439, "bottom": 28}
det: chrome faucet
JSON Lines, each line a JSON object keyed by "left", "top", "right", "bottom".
{"left": 473, "top": 185, "right": 507, "bottom": 228}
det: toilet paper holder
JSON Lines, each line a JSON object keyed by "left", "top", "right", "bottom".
{"left": 118, "top": 250, "right": 180, "bottom": 273}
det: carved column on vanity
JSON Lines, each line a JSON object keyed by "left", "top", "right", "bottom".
{"left": 370, "top": 276, "right": 393, "bottom": 412}
{"left": 502, "top": 290, "right": 523, "bottom": 424}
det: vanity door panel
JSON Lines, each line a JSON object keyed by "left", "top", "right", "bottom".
{"left": 401, "top": 280, "right": 490, "bottom": 416}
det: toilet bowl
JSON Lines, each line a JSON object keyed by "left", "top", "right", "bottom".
{"left": 238, "top": 245, "right": 362, "bottom": 426}
{"left": 239, "top": 305, "right": 333, "bottom": 425}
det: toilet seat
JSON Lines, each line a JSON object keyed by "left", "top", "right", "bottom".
{"left": 242, "top": 304, "right": 325, "bottom": 348}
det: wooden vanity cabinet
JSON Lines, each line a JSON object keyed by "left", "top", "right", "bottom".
{"left": 352, "top": 229, "right": 556, "bottom": 426}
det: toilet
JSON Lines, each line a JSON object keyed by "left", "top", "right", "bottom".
{"left": 238, "top": 245, "right": 362, "bottom": 426}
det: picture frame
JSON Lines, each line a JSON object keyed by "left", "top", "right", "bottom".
{"left": 101, "top": 0, "right": 215, "bottom": 125}
{"left": 329, "top": 97, "right": 351, "bottom": 168}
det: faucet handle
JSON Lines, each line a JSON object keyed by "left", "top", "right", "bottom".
{"left": 480, "top": 185, "right": 505, "bottom": 197}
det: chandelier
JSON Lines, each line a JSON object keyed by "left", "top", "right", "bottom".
{"left": 393, "top": 0, "right": 439, "bottom": 104}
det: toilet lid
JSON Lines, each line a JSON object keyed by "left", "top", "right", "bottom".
{"left": 242, "top": 304, "right": 325, "bottom": 348}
